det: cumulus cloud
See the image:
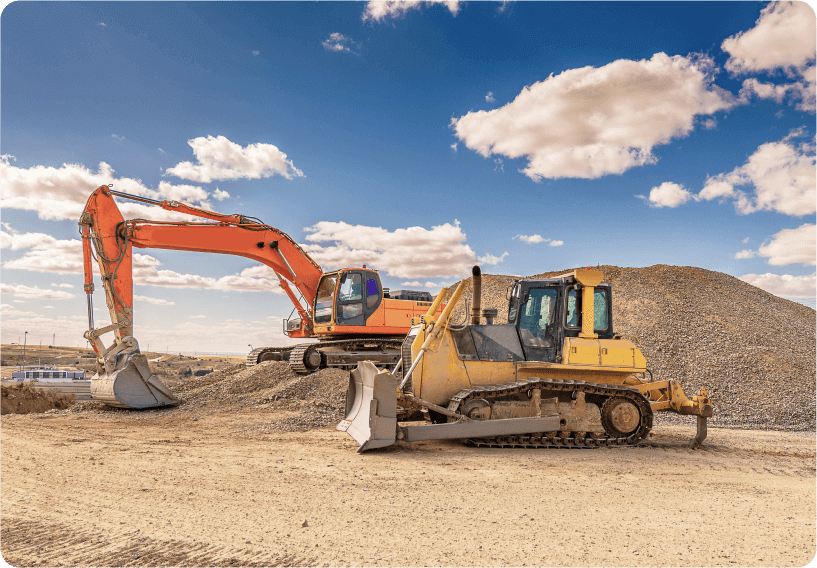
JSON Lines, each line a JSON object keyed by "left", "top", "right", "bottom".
{"left": 451, "top": 53, "right": 736, "bottom": 181}
{"left": 647, "top": 182, "right": 697, "bottom": 208}
{"left": 0, "top": 155, "right": 219, "bottom": 222}
{"left": 698, "top": 131, "right": 815, "bottom": 216}
{"left": 478, "top": 252, "right": 509, "bottom": 265}
{"left": 322, "top": 33, "right": 358, "bottom": 54}
{"left": 740, "top": 272, "right": 816, "bottom": 298}
{"left": 133, "top": 295, "right": 175, "bottom": 306}
{"left": 164, "top": 135, "right": 304, "bottom": 183}
{"left": 0, "top": 283, "right": 75, "bottom": 300}
{"left": 401, "top": 281, "right": 422, "bottom": 287}
{"left": 513, "top": 234, "right": 564, "bottom": 246}
{"left": 723, "top": 1, "right": 815, "bottom": 112}
{"left": 485, "top": 92, "right": 495, "bottom": 103}
{"left": 723, "top": 1, "right": 815, "bottom": 73}
{"left": 363, "top": 0, "right": 460, "bottom": 21}
{"left": 213, "top": 188, "right": 230, "bottom": 201}
{"left": 303, "top": 220, "right": 480, "bottom": 278}
{"left": 701, "top": 118, "right": 718, "bottom": 130}
{"left": 733, "top": 250, "right": 757, "bottom": 260}
{"left": 757, "top": 223, "right": 816, "bottom": 266}
{"left": 1, "top": 228, "right": 286, "bottom": 295}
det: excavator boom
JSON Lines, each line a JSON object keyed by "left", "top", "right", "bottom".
{"left": 80, "top": 185, "right": 324, "bottom": 409}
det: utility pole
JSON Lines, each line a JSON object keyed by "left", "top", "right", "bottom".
{"left": 23, "top": 331, "right": 28, "bottom": 370}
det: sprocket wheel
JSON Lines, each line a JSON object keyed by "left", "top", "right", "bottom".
{"left": 601, "top": 397, "right": 642, "bottom": 438}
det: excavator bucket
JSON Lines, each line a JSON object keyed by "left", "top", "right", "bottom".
{"left": 91, "top": 348, "right": 179, "bottom": 409}
{"left": 337, "top": 361, "right": 397, "bottom": 452}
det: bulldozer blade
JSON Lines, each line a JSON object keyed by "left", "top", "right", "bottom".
{"left": 337, "top": 361, "right": 397, "bottom": 452}
{"left": 91, "top": 352, "right": 179, "bottom": 409}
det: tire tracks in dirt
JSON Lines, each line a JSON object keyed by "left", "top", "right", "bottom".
{"left": 1, "top": 516, "right": 315, "bottom": 567}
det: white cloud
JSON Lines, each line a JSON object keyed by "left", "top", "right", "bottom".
{"left": 213, "top": 188, "right": 230, "bottom": 201}
{"left": 164, "top": 135, "right": 304, "bottom": 183}
{"left": 647, "top": 181, "right": 696, "bottom": 208}
{"left": 98, "top": 22, "right": 106, "bottom": 27}
{"left": 252, "top": 50, "right": 260, "bottom": 56}
{"left": 485, "top": 91, "right": 495, "bottom": 103}
{"left": 493, "top": 158, "right": 504, "bottom": 172}
{"left": 698, "top": 131, "right": 816, "bottom": 216}
{"left": 303, "top": 220, "right": 479, "bottom": 278}
{"left": 424, "top": 282, "right": 437, "bottom": 288}
{"left": 51, "top": 283, "right": 74, "bottom": 288}
{"left": 401, "top": 281, "right": 422, "bottom": 287}
{"left": 451, "top": 53, "right": 736, "bottom": 181}
{"left": 1, "top": 228, "right": 286, "bottom": 295}
{"left": 322, "top": 33, "right": 358, "bottom": 54}
{"left": 733, "top": 249, "right": 757, "bottom": 260}
{"left": 742, "top": 236, "right": 751, "bottom": 244}
{"left": 723, "top": 1, "right": 815, "bottom": 113}
{"left": 478, "top": 251, "right": 509, "bottom": 265}
{"left": 451, "top": 143, "right": 458, "bottom": 152}
{"left": 513, "top": 234, "right": 564, "bottom": 247}
{"left": 158, "top": 148, "right": 165, "bottom": 154}
{"left": 740, "top": 272, "right": 816, "bottom": 298}
{"left": 0, "top": 283, "right": 75, "bottom": 300}
{"left": 111, "top": 134, "right": 124, "bottom": 142}
{"left": 757, "top": 223, "right": 816, "bottom": 266}
{"left": 134, "top": 295, "right": 175, "bottom": 306}
{"left": 701, "top": 118, "right": 718, "bottom": 130}
{"left": 363, "top": 0, "right": 460, "bottom": 21}
{"left": 190, "top": 315, "right": 206, "bottom": 319}
{"left": 723, "top": 1, "right": 815, "bottom": 73}
{"left": 0, "top": 155, "right": 217, "bottom": 222}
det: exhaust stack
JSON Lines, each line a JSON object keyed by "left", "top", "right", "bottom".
{"left": 471, "top": 265, "right": 482, "bottom": 325}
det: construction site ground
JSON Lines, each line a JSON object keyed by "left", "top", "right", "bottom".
{"left": 2, "top": 406, "right": 814, "bottom": 567}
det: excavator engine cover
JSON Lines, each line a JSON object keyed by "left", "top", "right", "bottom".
{"left": 91, "top": 345, "right": 179, "bottom": 409}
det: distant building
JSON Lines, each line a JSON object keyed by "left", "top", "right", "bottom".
{"left": 11, "top": 367, "right": 87, "bottom": 382}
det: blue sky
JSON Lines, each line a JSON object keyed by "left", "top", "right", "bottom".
{"left": 2, "top": 1, "right": 815, "bottom": 353}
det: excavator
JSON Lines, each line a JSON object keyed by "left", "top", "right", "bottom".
{"left": 79, "top": 184, "right": 443, "bottom": 409}
{"left": 339, "top": 266, "right": 714, "bottom": 451}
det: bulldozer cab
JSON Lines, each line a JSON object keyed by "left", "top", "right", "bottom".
{"left": 507, "top": 277, "right": 614, "bottom": 362}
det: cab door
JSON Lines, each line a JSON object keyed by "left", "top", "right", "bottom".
{"left": 335, "top": 270, "right": 383, "bottom": 327}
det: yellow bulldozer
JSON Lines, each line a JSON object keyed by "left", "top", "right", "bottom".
{"left": 339, "top": 266, "right": 713, "bottom": 451}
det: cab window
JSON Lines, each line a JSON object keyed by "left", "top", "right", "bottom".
{"left": 338, "top": 273, "right": 362, "bottom": 301}
{"left": 314, "top": 275, "right": 338, "bottom": 324}
{"left": 565, "top": 288, "right": 608, "bottom": 330}
{"left": 518, "top": 288, "right": 557, "bottom": 347}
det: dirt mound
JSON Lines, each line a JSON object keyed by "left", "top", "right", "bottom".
{"left": 1, "top": 382, "right": 76, "bottom": 415}
{"left": 447, "top": 264, "right": 816, "bottom": 430}
{"left": 65, "top": 361, "right": 350, "bottom": 432}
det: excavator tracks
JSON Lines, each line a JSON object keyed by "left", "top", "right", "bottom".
{"left": 251, "top": 339, "right": 403, "bottom": 375}
{"left": 446, "top": 377, "right": 653, "bottom": 449}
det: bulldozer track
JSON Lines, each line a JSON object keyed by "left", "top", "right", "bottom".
{"left": 446, "top": 377, "right": 653, "bottom": 449}
{"left": 245, "top": 346, "right": 290, "bottom": 367}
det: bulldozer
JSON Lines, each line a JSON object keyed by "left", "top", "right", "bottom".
{"left": 78, "top": 184, "right": 443, "bottom": 409}
{"left": 339, "top": 266, "right": 713, "bottom": 451}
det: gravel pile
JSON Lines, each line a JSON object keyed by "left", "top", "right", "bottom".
{"left": 446, "top": 264, "right": 816, "bottom": 431}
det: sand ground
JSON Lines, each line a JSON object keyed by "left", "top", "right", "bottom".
{"left": 1, "top": 408, "right": 814, "bottom": 567}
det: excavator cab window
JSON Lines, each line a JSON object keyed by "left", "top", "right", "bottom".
{"left": 315, "top": 274, "right": 339, "bottom": 324}
{"left": 338, "top": 272, "right": 364, "bottom": 322}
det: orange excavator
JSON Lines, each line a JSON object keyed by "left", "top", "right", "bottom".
{"left": 79, "top": 185, "right": 443, "bottom": 409}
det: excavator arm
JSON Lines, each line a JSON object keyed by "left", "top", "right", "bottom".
{"left": 79, "top": 184, "right": 325, "bottom": 408}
